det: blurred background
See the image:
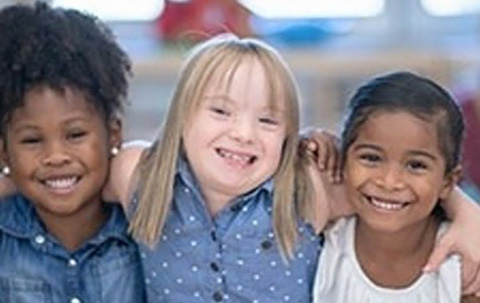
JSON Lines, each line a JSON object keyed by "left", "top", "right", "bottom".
{"left": 5, "top": 0, "right": 480, "bottom": 198}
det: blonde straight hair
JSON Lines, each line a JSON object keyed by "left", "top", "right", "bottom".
{"left": 130, "top": 34, "right": 313, "bottom": 259}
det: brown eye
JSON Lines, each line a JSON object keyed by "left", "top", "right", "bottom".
{"left": 258, "top": 117, "right": 278, "bottom": 125}
{"left": 359, "top": 153, "right": 381, "bottom": 163}
{"left": 67, "top": 130, "right": 87, "bottom": 141}
{"left": 20, "top": 137, "right": 41, "bottom": 145}
{"left": 406, "top": 160, "right": 428, "bottom": 171}
{"left": 209, "top": 107, "right": 230, "bottom": 116}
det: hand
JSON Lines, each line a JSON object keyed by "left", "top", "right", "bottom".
{"left": 298, "top": 137, "right": 354, "bottom": 234}
{"left": 299, "top": 128, "right": 342, "bottom": 183}
{"left": 424, "top": 187, "right": 480, "bottom": 296}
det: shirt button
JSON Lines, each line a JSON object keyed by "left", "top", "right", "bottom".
{"left": 68, "top": 259, "right": 77, "bottom": 267}
{"left": 70, "top": 297, "right": 81, "bottom": 303}
{"left": 210, "top": 231, "right": 217, "bottom": 242}
{"left": 230, "top": 204, "right": 242, "bottom": 212}
{"left": 261, "top": 240, "right": 272, "bottom": 250}
{"left": 35, "top": 235, "right": 45, "bottom": 244}
{"left": 210, "top": 262, "right": 220, "bottom": 272}
{"left": 212, "top": 291, "right": 223, "bottom": 302}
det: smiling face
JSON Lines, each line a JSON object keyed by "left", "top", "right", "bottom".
{"left": 1, "top": 86, "right": 120, "bottom": 222}
{"left": 182, "top": 58, "right": 287, "bottom": 207}
{"left": 344, "top": 110, "right": 458, "bottom": 233}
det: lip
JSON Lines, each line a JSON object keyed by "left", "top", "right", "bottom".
{"left": 215, "top": 147, "right": 257, "bottom": 168}
{"left": 361, "top": 193, "right": 411, "bottom": 213}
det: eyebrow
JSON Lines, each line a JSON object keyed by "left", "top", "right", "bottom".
{"left": 352, "top": 143, "right": 381, "bottom": 152}
{"left": 203, "top": 95, "right": 233, "bottom": 103}
{"left": 353, "top": 143, "right": 438, "bottom": 161}
{"left": 203, "top": 95, "right": 286, "bottom": 115}
{"left": 11, "top": 124, "right": 38, "bottom": 134}
{"left": 11, "top": 116, "right": 91, "bottom": 134}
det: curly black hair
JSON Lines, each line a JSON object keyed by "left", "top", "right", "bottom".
{"left": 0, "top": 1, "right": 131, "bottom": 136}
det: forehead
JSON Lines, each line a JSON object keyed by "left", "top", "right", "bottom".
{"left": 10, "top": 87, "right": 99, "bottom": 126}
{"left": 354, "top": 110, "right": 442, "bottom": 156}
{"left": 201, "top": 57, "right": 286, "bottom": 112}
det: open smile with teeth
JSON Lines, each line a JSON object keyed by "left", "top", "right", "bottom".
{"left": 42, "top": 176, "right": 81, "bottom": 192}
{"left": 216, "top": 148, "right": 257, "bottom": 166}
{"left": 363, "top": 194, "right": 410, "bottom": 211}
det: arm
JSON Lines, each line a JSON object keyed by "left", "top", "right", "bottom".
{"left": 103, "top": 141, "right": 148, "bottom": 208}
{"left": 425, "top": 186, "right": 480, "bottom": 296}
{"left": 462, "top": 295, "right": 480, "bottom": 303}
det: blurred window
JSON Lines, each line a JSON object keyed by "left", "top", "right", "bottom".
{"left": 52, "top": 0, "right": 164, "bottom": 21}
{"left": 238, "top": 0, "right": 384, "bottom": 19}
{"left": 421, "top": 0, "right": 480, "bottom": 16}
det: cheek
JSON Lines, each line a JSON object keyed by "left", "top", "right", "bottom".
{"left": 269, "top": 133, "right": 286, "bottom": 159}
{"left": 415, "top": 175, "right": 447, "bottom": 201}
{"left": 344, "top": 161, "right": 363, "bottom": 186}
{"left": 6, "top": 147, "right": 33, "bottom": 173}
{"left": 181, "top": 131, "right": 195, "bottom": 157}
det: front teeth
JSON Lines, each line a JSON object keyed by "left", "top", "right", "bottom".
{"left": 217, "top": 149, "right": 254, "bottom": 164}
{"left": 44, "top": 177, "right": 78, "bottom": 189}
{"left": 368, "top": 197, "right": 405, "bottom": 211}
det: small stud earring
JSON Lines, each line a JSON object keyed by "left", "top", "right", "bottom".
{"left": 111, "top": 146, "right": 120, "bottom": 156}
{"left": 2, "top": 166, "right": 10, "bottom": 176}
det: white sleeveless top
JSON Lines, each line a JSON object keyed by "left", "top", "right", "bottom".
{"left": 313, "top": 217, "right": 461, "bottom": 303}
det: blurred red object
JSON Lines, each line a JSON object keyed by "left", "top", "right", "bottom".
{"left": 156, "top": 0, "right": 253, "bottom": 42}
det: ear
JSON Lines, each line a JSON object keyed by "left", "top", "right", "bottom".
{"left": 439, "top": 165, "right": 462, "bottom": 200}
{"left": 107, "top": 118, "right": 123, "bottom": 151}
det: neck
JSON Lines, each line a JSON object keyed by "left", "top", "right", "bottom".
{"left": 355, "top": 216, "right": 439, "bottom": 288}
{"left": 202, "top": 189, "right": 232, "bottom": 217}
{"left": 37, "top": 200, "right": 107, "bottom": 252}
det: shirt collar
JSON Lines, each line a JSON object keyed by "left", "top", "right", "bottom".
{"left": 0, "top": 194, "right": 130, "bottom": 245}
{"left": 176, "top": 155, "right": 274, "bottom": 207}
{"left": 0, "top": 194, "right": 41, "bottom": 239}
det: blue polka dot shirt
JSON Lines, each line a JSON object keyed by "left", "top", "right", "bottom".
{"left": 136, "top": 158, "right": 323, "bottom": 303}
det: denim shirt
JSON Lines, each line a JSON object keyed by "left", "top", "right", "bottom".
{"left": 136, "top": 159, "right": 323, "bottom": 303}
{"left": 0, "top": 194, "right": 145, "bottom": 303}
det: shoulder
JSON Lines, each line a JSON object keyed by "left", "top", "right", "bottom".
{"left": 324, "top": 217, "right": 354, "bottom": 245}
{"left": 314, "top": 217, "right": 355, "bottom": 296}
{"left": 0, "top": 194, "right": 36, "bottom": 237}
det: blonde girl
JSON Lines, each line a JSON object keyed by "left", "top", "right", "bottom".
{"left": 122, "top": 34, "right": 320, "bottom": 303}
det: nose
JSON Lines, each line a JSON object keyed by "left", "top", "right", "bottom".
{"left": 229, "top": 115, "right": 255, "bottom": 144}
{"left": 41, "top": 141, "right": 71, "bottom": 166}
{"left": 373, "top": 164, "right": 406, "bottom": 191}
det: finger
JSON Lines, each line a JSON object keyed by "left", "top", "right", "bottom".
{"left": 333, "top": 137, "right": 343, "bottom": 183}
{"left": 324, "top": 134, "right": 337, "bottom": 180}
{"left": 312, "top": 137, "right": 328, "bottom": 171}
{"left": 463, "top": 263, "right": 480, "bottom": 295}
{"left": 317, "top": 133, "right": 339, "bottom": 182}
{"left": 423, "top": 236, "right": 454, "bottom": 273}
